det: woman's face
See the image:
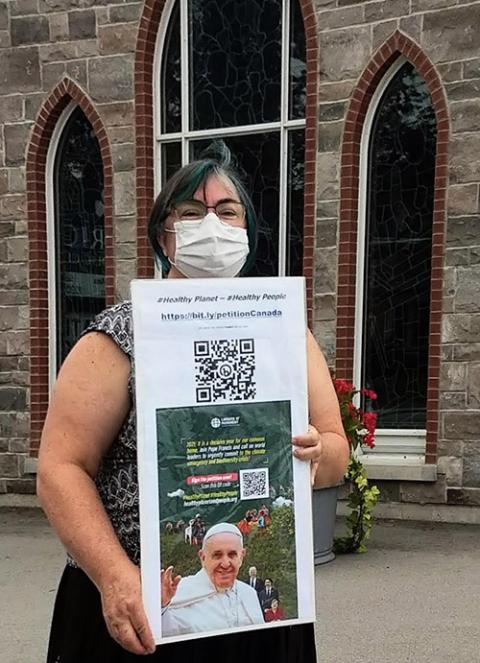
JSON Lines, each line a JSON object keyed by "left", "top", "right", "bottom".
{"left": 160, "top": 174, "right": 247, "bottom": 279}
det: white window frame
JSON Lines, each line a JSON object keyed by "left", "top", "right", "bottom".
{"left": 152, "top": 0, "right": 305, "bottom": 276}
{"left": 45, "top": 100, "right": 77, "bottom": 393}
{"left": 354, "top": 56, "right": 430, "bottom": 458}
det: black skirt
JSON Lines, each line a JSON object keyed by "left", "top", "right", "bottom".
{"left": 47, "top": 566, "right": 317, "bottom": 663}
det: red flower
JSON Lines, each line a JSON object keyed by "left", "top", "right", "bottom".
{"left": 364, "top": 432, "right": 375, "bottom": 449}
{"left": 361, "top": 388, "right": 378, "bottom": 400}
{"left": 333, "top": 379, "right": 354, "bottom": 395}
{"left": 363, "top": 411, "right": 377, "bottom": 434}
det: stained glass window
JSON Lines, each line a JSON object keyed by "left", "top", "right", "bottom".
{"left": 54, "top": 107, "right": 106, "bottom": 365}
{"left": 158, "top": 0, "right": 306, "bottom": 276}
{"left": 362, "top": 62, "right": 436, "bottom": 429}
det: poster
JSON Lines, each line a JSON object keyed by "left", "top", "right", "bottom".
{"left": 132, "top": 277, "right": 315, "bottom": 645}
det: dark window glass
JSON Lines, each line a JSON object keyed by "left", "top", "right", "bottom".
{"left": 161, "top": 142, "right": 182, "bottom": 186}
{"left": 362, "top": 62, "right": 437, "bottom": 428}
{"left": 287, "top": 129, "right": 304, "bottom": 275}
{"left": 191, "top": 132, "right": 281, "bottom": 276}
{"left": 161, "top": 2, "right": 181, "bottom": 133}
{"left": 289, "top": 0, "right": 306, "bottom": 120}
{"left": 189, "top": 0, "right": 282, "bottom": 130}
{"left": 54, "top": 107, "right": 106, "bottom": 366}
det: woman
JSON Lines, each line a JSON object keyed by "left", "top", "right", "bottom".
{"left": 265, "top": 599, "right": 285, "bottom": 622}
{"left": 38, "top": 146, "right": 349, "bottom": 662}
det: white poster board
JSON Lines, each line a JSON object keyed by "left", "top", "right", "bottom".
{"left": 132, "top": 276, "right": 315, "bottom": 645}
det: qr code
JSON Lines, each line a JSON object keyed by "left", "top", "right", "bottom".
{"left": 194, "top": 339, "right": 256, "bottom": 403}
{"left": 240, "top": 468, "right": 269, "bottom": 500}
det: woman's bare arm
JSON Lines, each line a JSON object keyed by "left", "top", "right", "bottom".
{"left": 37, "top": 331, "right": 155, "bottom": 655}
{"left": 293, "top": 330, "right": 349, "bottom": 488}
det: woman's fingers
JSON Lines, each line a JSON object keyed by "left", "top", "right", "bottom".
{"left": 130, "top": 601, "right": 156, "bottom": 654}
{"left": 292, "top": 425, "right": 323, "bottom": 461}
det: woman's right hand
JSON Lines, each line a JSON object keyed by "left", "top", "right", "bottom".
{"left": 99, "top": 559, "right": 156, "bottom": 656}
{"left": 161, "top": 566, "right": 182, "bottom": 607}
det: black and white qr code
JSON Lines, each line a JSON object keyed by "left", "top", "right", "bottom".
{"left": 194, "top": 338, "right": 256, "bottom": 403}
{"left": 239, "top": 468, "right": 269, "bottom": 500}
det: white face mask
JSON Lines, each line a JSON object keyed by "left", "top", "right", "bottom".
{"left": 166, "top": 212, "right": 249, "bottom": 279}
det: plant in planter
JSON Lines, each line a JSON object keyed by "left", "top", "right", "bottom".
{"left": 332, "top": 379, "right": 380, "bottom": 554}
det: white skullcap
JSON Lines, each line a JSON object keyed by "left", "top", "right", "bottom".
{"left": 202, "top": 523, "right": 243, "bottom": 549}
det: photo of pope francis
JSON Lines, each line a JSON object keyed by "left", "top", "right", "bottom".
{"left": 161, "top": 523, "right": 264, "bottom": 636}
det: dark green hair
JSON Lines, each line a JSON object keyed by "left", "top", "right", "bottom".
{"left": 148, "top": 142, "right": 257, "bottom": 275}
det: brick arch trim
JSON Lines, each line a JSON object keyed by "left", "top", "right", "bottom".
{"left": 335, "top": 31, "right": 449, "bottom": 464}
{"left": 134, "top": 0, "right": 318, "bottom": 319}
{"left": 26, "top": 77, "right": 114, "bottom": 454}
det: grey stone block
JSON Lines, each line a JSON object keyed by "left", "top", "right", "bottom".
{"left": 372, "top": 20, "right": 397, "bottom": 51}
{"left": 440, "top": 362, "right": 466, "bottom": 391}
{"left": 0, "top": 30, "right": 11, "bottom": 48}
{"left": 365, "top": 0, "right": 409, "bottom": 21}
{"left": 48, "top": 12, "right": 69, "bottom": 41}
{"left": 411, "top": 0, "right": 455, "bottom": 10}
{"left": 399, "top": 477, "right": 447, "bottom": 505}
{"left": 447, "top": 184, "right": 478, "bottom": 216}
{"left": 316, "top": 200, "right": 338, "bottom": 219}
{"left": 0, "top": 222, "right": 15, "bottom": 239}
{"left": 42, "top": 60, "right": 87, "bottom": 90}
{"left": 316, "top": 152, "right": 339, "bottom": 200}
{"left": 114, "top": 215, "right": 136, "bottom": 244}
{"left": 1, "top": 193, "right": 27, "bottom": 220}
{"left": 11, "top": 16, "right": 49, "bottom": 46}
{"left": 436, "top": 61, "right": 462, "bottom": 83}
{"left": 424, "top": 6, "right": 480, "bottom": 64}
{"left": 39, "top": 41, "right": 78, "bottom": 62}
{"left": 10, "top": 0, "right": 39, "bottom": 15}
{"left": 319, "top": 26, "right": 371, "bottom": 82}
{"left": 109, "top": 127, "right": 134, "bottom": 144}
{"left": 444, "top": 412, "right": 480, "bottom": 441}
{"left": 4, "top": 124, "right": 32, "bottom": 166}
{"left": 317, "top": 5, "right": 364, "bottom": 30}
{"left": 109, "top": 3, "right": 142, "bottom": 23}
{"left": 442, "top": 314, "right": 480, "bottom": 344}
{"left": 451, "top": 100, "right": 480, "bottom": 134}
{"left": 463, "top": 442, "right": 480, "bottom": 487}
{"left": 446, "top": 78, "right": 480, "bottom": 101}
{"left": 318, "top": 80, "right": 355, "bottom": 103}
{"left": 445, "top": 248, "right": 470, "bottom": 267}
{"left": 89, "top": 55, "right": 134, "bottom": 102}
{"left": 0, "top": 263, "right": 27, "bottom": 290}
{"left": 9, "top": 438, "right": 29, "bottom": 453}
{"left": 0, "top": 2, "right": 7, "bottom": 30}
{"left": 112, "top": 143, "right": 134, "bottom": 173}
{"left": 315, "top": 218, "right": 337, "bottom": 248}
{"left": 0, "top": 97, "right": 23, "bottom": 124}
{"left": 454, "top": 343, "right": 480, "bottom": 361}
{"left": 313, "top": 293, "right": 336, "bottom": 322}
{"left": 456, "top": 266, "right": 480, "bottom": 313}
{"left": 399, "top": 15, "right": 422, "bottom": 43}
{"left": 0, "top": 453, "right": 20, "bottom": 478}
{"left": 314, "top": 247, "right": 337, "bottom": 293}
{"left": 0, "top": 47, "right": 41, "bottom": 94}
{"left": 4, "top": 477, "right": 36, "bottom": 493}
{"left": 0, "top": 170, "right": 7, "bottom": 196}
{"left": 0, "top": 387, "right": 26, "bottom": 411}
{"left": 450, "top": 135, "right": 480, "bottom": 183}
{"left": 97, "top": 101, "right": 134, "bottom": 127}
{"left": 24, "top": 93, "right": 46, "bottom": 121}
{"left": 437, "top": 455, "right": 463, "bottom": 486}
{"left": 68, "top": 9, "right": 96, "bottom": 40}
{"left": 318, "top": 102, "right": 346, "bottom": 123}
{"left": 446, "top": 216, "right": 480, "bottom": 247}
{"left": 467, "top": 362, "right": 480, "bottom": 408}
{"left": 447, "top": 487, "right": 480, "bottom": 506}
{"left": 318, "top": 121, "right": 342, "bottom": 152}
{"left": 0, "top": 305, "right": 29, "bottom": 331}
{"left": 0, "top": 411, "right": 29, "bottom": 438}
{"left": 114, "top": 171, "right": 135, "bottom": 215}
{"left": 116, "top": 242, "right": 136, "bottom": 261}
{"left": 8, "top": 168, "right": 26, "bottom": 194}
{"left": 98, "top": 23, "right": 137, "bottom": 55}
{"left": 439, "top": 391, "right": 466, "bottom": 409}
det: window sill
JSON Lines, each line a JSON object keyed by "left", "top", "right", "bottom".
{"left": 361, "top": 455, "right": 437, "bottom": 482}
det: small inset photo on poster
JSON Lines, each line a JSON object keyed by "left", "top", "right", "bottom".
{"left": 157, "top": 400, "right": 297, "bottom": 639}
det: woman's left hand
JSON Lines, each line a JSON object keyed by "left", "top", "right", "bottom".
{"left": 292, "top": 425, "right": 323, "bottom": 486}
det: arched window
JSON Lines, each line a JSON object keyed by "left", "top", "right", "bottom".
{"left": 50, "top": 106, "right": 106, "bottom": 371}
{"left": 355, "top": 59, "right": 437, "bottom": 454}
{"left": 155, "top": 0, "right": 306, "bottom": 276}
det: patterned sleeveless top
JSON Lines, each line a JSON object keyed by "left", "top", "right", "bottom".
{"left": 67, "top": 301, "right": 141, "bottom": 567}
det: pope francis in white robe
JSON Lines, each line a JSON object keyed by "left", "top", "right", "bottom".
{"left": 161, "top": 523, "right": 264, "bottom": 636}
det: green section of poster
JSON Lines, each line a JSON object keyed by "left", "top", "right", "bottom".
{"left": 157, "top": 400, "right": 297, "bottom": 619}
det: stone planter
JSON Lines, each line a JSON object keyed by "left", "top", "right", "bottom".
{"left": 312, "top": 483, "right": 340, "bottom": 565}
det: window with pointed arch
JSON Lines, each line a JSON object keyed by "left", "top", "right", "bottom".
{"left": 155, "top": 0, "right": 306, "bottom": 276}
{"left": 356, "top": 59, "right": 437, "bottom": 453}
{"left": 52, "top": 106, "right": 106, "bottom": 369}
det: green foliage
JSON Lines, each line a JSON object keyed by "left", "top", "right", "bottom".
{"left": 333, "top": 456, "right": 380, "bottom": 554}
{"left": 331, "top": 378, "right": 380, "bottom": 554}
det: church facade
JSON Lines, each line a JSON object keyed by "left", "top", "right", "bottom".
{"left": 0, "top": 0, "right": 479, "bottom": 518}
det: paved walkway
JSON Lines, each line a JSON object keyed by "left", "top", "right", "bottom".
{"left": 1, "top": 508, "right": 479, "bottom": 662}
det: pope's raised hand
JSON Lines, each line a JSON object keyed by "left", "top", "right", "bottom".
{"left": 161, "top": 566, "right": 182, "bottom": 608}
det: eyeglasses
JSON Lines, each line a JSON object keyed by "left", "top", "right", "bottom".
{"left": 171, "top": 199, "right": 246, "bottom": 226}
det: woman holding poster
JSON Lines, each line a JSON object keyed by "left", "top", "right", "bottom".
{"left": 38, "top": 144, "right": 349, "bottom": 662}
